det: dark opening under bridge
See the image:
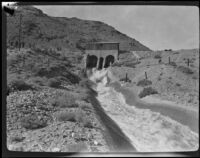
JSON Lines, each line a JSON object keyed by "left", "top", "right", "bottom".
{"left": 84, "top": 42, "right": 119, "bottom": 70}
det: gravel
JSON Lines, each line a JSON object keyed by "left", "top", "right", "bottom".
{"left": 7, "top": 86, "right": 109, "bottom": 152}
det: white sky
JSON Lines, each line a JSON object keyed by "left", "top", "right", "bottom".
{"left": 35, "top": 5, "right": 199, "bottom": 50}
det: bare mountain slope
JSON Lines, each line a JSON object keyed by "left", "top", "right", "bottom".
{"left": 7, "top": 6, "right": 151, "bottom": 52}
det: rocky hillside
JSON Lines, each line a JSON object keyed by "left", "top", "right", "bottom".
{"left": 7, "top": 5, "right": 151, "bottom": 52}
{"left": 110, "top": 49, "right": 199, "bottom": 109}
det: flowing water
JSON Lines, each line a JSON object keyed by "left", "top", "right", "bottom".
{"left": 89, "top": 68, "right": 199, "bottom": 152}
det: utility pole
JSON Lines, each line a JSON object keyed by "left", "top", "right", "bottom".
{"left": 187, "top": 59, "right": 190, "bottom": 67}
{"left": 168, "top": 56, "right": 171, "bottom": 64}
{"left": 125, "top": 73, "right": 128, "bottom": 82}
{"left": 145, "top": 71, "right": 148, "bottom": 80}
{"left": 18, "top": 14, "right": 22, "bottom": 51}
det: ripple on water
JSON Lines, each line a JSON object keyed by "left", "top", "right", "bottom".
{"left": 90, "top": 69, "right": 199, "bottom": 152}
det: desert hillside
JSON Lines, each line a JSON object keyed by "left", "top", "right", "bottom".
{"left": 111, "top": 49, "right": 199, "bottom": 109}
{"left": 6, "top": 5, "right": 152, "bottom": 151}
{"left": 7, "top": 5, "right": 150, "bottom": 52}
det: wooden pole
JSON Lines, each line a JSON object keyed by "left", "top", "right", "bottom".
{"left": 125, "top": 73, "right": 128, "bottom": 82}
{"left": 145, "top": 72, "right": 147, "bottom": 79}
{"left": 23, "top": 55, "right": 25, "bottom": 66}
{"left": 187, "top": 59, "right": 190, "bottom": 67}
{"left": 47, "top": 58, "right": 49, "bottom": 67}
{"left": 18, "top": 14, "right": 22, "bottom": 51}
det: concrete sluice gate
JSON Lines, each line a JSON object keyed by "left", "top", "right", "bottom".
{"left": 84, "top": 42, "right": 119, "bottom": 70}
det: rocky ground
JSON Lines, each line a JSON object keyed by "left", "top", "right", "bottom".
{"left": 7, "top": 85, "right": 109, "bottom": 152}
{"left": 6, "top": 47, "right": 110, "bottom": 153}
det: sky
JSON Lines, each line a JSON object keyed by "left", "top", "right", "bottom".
{"left": 35, "top": 5, "right": 199, "bottom": 50}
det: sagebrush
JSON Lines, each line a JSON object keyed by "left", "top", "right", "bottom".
{"left": 137, "top": 79, "right": 152, "bottom": 87}
{"left": 51, "top": 93, "right": 77, "bottom": 108}
{"left": 139, "top": 87, "right": 158, "bottom": 98}
{"left": 7, "top": 79, "right": 34, "bottom": 93}
{"left": 21, "top": 114, "right": 47, "bottom": 129}
{"left": 47, "top": 78, "right": 61, "bottom": 88}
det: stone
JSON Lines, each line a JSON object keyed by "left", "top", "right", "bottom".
{"left": 94, "top": 140, "right": 98, "bottom": 146}
{"left": 8, "top": 144, "right": 24, "bottom": 151}
{"left": 52, "top": 147, "right": 60, "bottom": 152}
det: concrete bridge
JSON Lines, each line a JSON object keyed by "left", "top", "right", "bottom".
{"left": 84, "top": 42, "right": 119, "bottom": 70}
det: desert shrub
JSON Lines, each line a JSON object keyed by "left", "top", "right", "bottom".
{"left": 124, "top": 61, "right": 141, "bottom": 68}
{"left": 190, "top": 64, "right": 195, "bottom": 68}
{"left": 164, "top": 49, "right": 172, "bottom": 51}
{"left": 76, "top": 42, "right": 85, "bottom": 51}
{"left": 24, "top": 60, "right": 35, "bottom": 71}
{"left": 55, "top": 111, "right": 76, "bottom": 122}
{"left": 82, "top": 117, "right": 93, "bottom": 128}
{"left": 137, "top": 79, "right": 152, "bottom": 87}
{"left": 21, "top": 114, "right": 47, "bottom": 129}
{"left": 51, "top": 93, "right": 77, "bottom": 108}
{"left": 139, "top": 87, "right": 158, "bottom": 98}
{"left": 176, "top": 83, "right": 181, "bottom": 86}
{"left": 120, "top": 77, "right": 131, "bottom": 83}
{"left": 28, "top": 77, "right": 47, "bottom": 86}
{"left": 169, "top": 61, "right": 177, "bottom": 67}
{"left": 177, "top": 66, "right": 193, "bottom": 74}
{"left": 47, "top": 78, "right": 61, "bottom": 88}
{"left": 78, "top": 102, "right": 92, "bottom": 111}
{"left": 192, "top": 75, "right": 198, "bottom": 80}
{"left": 10, "top": 135, "right": 25, "bottom": 143}
{"left": 74, "top": 110, "right": 93, "bottom": 128}
{"left": 73, "top": 89, "right": 90, "bottom": 103}
{"left": 112, "top": 61, "right": 123, "bottom": 67}
{"left": 7, "top": 54, "right": 18, "bottom": 66}
{"left": 33, "top": 66, "right": 48, "bottom": 77}
{"left": 74, "top": 109, "right": 84, "bottom": 123}
{"left": 33, "top": 64, "right": 80, "bottom": 84}
{"left": 154, "top": 54, "right": 161, "bottom": 59}
{"left": 79, "top": 79, "right": 94, "bottom": 88}
{"left": 124, "top": 63, "right": 135, "bottom": 68}
{"left": 7, "top": 79, "right": 34, "bottom": 92}
{"left": 78, "top": 69, "right": 87, "bottom": 79}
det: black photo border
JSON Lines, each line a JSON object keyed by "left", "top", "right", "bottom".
{"left": 2, "top": 0, "right": 199, "bottom": 157}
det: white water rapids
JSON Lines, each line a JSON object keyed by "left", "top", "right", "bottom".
{"left": 88, "top": 68, "right": 199, "bottom": 152}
